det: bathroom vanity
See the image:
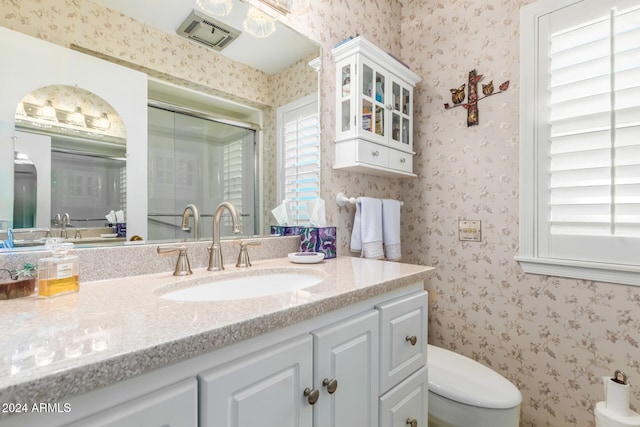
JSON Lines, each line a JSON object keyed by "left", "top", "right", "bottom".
{"left": 0, "top": 256, "right": 433, "bottom": 427}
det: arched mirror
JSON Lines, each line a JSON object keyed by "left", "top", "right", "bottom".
{"left": 13, "top": 85, "right": 127, "bottom": 244}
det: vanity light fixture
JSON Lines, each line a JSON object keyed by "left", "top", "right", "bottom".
{"left": 197, "top": 0, "right": 233, "bottom": 16}
{"left": 19, "top": 101, "right": 115, "bottom": 138}
{"left": 243, "top": 7, "right": 275, "bottom": 38}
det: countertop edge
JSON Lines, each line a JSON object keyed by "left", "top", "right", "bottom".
{"left": 0, "top": 264, "right": 434, "bottom": 410}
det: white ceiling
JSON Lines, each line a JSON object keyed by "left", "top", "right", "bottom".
{"left": 90, "top": 0, "right": 319, "bottom": 74}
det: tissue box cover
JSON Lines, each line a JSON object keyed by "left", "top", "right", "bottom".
{"left": 271, "top": 226, "right": 336, "bottom": 259}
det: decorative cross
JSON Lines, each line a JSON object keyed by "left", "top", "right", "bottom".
{"left": 444, "top": 69, "right": 509, "bottom": 127}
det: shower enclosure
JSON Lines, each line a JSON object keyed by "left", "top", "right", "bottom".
{"left": 147, "top": 105, "right": 257, "bottom": 241}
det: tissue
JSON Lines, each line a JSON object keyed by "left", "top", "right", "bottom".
{"left": 271, "top": 200, "right": 292, "bottom": 226}
{"left": 105, "top": 210, "right": 116, "bottom": 224}
{"left": 594, "top": 371, "right": 640, "bottom": 427}
{"left": 307, "top": 198, "right": 326, "bottom": 227}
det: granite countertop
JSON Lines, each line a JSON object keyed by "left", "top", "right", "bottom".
{"left": 0, "top": 256, "right": 434, "bottom": 411}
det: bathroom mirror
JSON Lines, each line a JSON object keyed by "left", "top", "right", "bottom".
{"left": 0, "top": 0, "right": 320, "bottom": 251}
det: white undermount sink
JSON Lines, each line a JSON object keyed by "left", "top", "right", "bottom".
{"left": 159, "top": 268, "right": 326, "bottom": 302}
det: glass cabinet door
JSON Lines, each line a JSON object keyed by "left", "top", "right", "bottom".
{"left": 390, "top": 79, "right": 412, "bottom": 148}
{"left": 340, "top": 64, "right": 352, "bottom": 132}
{"left": 361, "top": 62, "right": 387, "bottom": 141}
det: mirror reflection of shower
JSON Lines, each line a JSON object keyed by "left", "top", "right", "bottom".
{"left": 13, "top": 151, "right": 37, "bottom": 229}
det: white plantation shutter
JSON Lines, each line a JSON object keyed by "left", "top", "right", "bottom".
{"left": 519, "top": 0, "right": 640, "bottom": 285}
{"left": 548, "top": 4, "right": 640, "bottom": 238}
{"left": 224, "top": 140, "right": 244, "bottom": 212}
{"left": 278, "top": 94, "right": 320, "bottom": 226}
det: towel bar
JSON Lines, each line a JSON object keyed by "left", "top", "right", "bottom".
{"left": 335, "top": 192, "right": 403, "bottom": 207}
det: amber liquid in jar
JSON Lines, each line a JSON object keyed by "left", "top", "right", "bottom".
{"left": 37, "top": 243, "right": 80, "bottom": 298}
{"left": 38, "top": 275, "right": 79, "bottom": 297}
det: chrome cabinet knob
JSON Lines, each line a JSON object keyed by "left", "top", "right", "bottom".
{"left": 406, "top": 335, "right": 417, "bottom": 346}
{"left": 400, "top": 157, "right": 406, "bottom": 163}
{"left": 372, "top": 150, "right": 380, "bottom": 157}
{"left": 322, "top": 378, "right": 338, "bottom": 394}
{"left": 406, "top": 418, "right": 418, "bottom": 427}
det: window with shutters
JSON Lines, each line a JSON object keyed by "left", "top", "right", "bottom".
{"left": 277, "top": 94, "right": 320, "bottom": 226}
{"left": 519, "top": 0, "right": 640, "bottom": 285}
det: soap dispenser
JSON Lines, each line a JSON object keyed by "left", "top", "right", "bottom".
{"left": 37, "top": 243, "right": 79, "bottom": 298}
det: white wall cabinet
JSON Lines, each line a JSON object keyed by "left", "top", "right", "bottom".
{"left": 332, "top": 36, "right": 421, "bottom": 178}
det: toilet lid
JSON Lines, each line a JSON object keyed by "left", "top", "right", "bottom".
{"left": 427, "top": 345, "right": 522, "bottom": 409}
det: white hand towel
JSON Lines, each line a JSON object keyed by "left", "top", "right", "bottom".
{"left": 350, "top": 197, "right": 384, "bottom": 259}
{"left": 382, "top": 199, "right": 402, "bottom": 261}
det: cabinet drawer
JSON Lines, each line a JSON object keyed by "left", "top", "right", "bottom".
{"left": 379, "top": 366, "right": 428, "bottom": 427}
{"left": 388, "top": 149, "right": 413, "bottom": 173}
{"left": 68, "top": 378, "right": 197, "bottom": 427}
{"left": 376, "top": 291, "right": 428, "bottom": 394}
{"left": 356, "top": 140, "right": 389, "bottom": 168}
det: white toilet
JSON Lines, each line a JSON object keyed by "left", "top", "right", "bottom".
{"left": 427, "top": 344, "right": 522, "bottom": 427}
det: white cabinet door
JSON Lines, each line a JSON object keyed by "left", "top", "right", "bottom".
{"left": 312, "top": 310, "right": 379, "bottom": 427}
{"left": 67, "top": 378, "right": 198, "bottom": 427}
{"left": 379, "top": 366, "right": 428, "bottom": 427}
{"left": 199, "top": 334, "right": 313, "bottom": 427}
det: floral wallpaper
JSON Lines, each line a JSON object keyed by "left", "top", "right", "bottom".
{"left": 2, "top": 0, "right": 640, "bottom": 426}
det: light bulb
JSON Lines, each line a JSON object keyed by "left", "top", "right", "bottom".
{"left": 243, "top": 8, "right": 275, "bottom": 38}
{"left": 68, "top": 107, "right": 86, "bottom": 127}
{"left": 197, "top": 0, "right": 233, "bottom": 16}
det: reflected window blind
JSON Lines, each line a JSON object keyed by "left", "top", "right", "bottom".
{"left": 548, "top": 5, "right": 640, "bottom": 238}
{"left": 223, "top": 140, "right": 244, "bottom": 218}
{"left": 283, "top": 112, "right": 319, "bottom": 225}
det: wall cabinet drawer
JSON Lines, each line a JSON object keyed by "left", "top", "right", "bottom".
{"left": 356, "top": 140, "right": 389, "bottom": 168}
{"left": 388, "top": 149, "right": 413, "bottom": 173}
{"left": 379, "top": 366, "right": 428, "bottom": 427}
{"left": 68, "top": 378, "right": 198, "bottom": 427}
{"left": 376, "top": 291, "right": 428, "bottom": 394}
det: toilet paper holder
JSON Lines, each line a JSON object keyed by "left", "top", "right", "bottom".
{"left": 612, "top": 370, "right": 628, "bottom": 386}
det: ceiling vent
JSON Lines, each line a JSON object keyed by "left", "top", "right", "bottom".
{"left": 176, "top": 10, "right": 241, "bottom": 51}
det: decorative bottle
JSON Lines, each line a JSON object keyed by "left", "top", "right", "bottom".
{"left": 38, "top": 243, "right": 79, "bottom": 298}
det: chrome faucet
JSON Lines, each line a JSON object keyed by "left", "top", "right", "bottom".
{"left": 181, "top": 204, "right": 201, "bottom": 241}
{"left": 208, "top": 202, "right": 242, "bottom": 271}
{"left": 60, "top": 213, "right": 70, "bottom": 238}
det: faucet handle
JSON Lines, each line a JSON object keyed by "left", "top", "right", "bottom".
{"left": 157, "top": 245, "right": 193, "bottom": 276}
{"left": 236, "top": 240, "right": 261, "bottom": 268}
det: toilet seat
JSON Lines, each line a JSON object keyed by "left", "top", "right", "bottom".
{"left": 427, "top": 344, "right": 522, "bottom": 409}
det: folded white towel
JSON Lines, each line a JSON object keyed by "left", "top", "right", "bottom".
{"left": 350, "top": 197, "right": 384, "bottom": 259}
{"left": 382, "top": 199, "right": 402, "bottom": 261}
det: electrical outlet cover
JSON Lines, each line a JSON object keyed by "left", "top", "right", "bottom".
{"left": 459, "top": 220, "right": 481, "bottom": 242}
